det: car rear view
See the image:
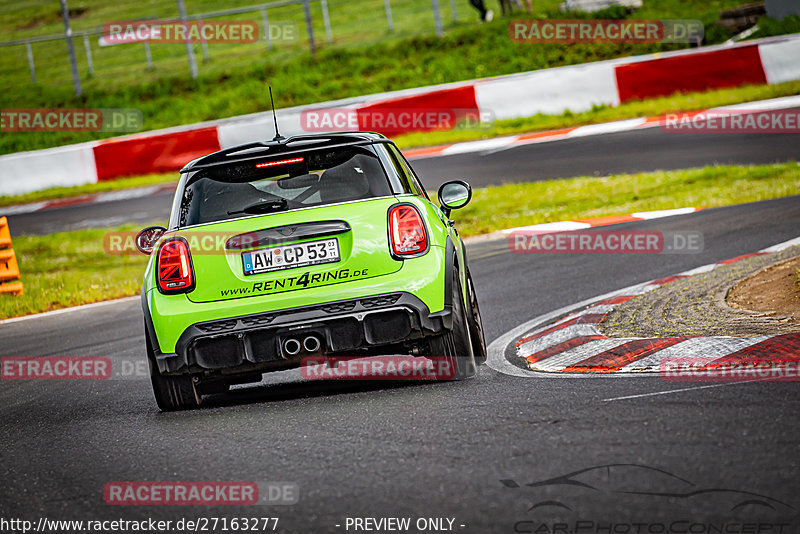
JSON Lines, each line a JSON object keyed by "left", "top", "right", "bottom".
{"left": 140, "top": 133, "right": 484, "bottom": 410}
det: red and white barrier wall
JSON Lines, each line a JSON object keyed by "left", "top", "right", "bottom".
{"left": 2, "top": 34, "right": 799, "bottom": 196}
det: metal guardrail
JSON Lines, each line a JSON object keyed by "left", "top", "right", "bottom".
{"left": 0, "top": 0, "right": 332, "bottom": 94}
{"left": 1, "top": 0, "right": 465, "bottom": 97}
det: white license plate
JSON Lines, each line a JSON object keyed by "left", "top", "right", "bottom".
{"left": 242, "top": 238, "right": 340, "bottom": 275}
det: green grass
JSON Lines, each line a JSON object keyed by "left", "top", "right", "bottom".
{"left": 0, "top": 224, "right": 161, "bottom": 320}
{"left": 1, "top": 0, "right": 777, "bottom": 155}
{"left": 751, "top": 15, "right": 800, "bottom": 40}
{"left": 395, "top": 80, "right": 800, "bottom": 149}
{"left": 0, "top": 172, "right": 177, "bottom": 207}
{"left": 2, "top": 162, "right": 798, "bottom": 319}
{"left": 452, "top": 162, "right": 800, "bottom": 236}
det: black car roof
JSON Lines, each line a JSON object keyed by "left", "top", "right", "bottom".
{"left": 180, "top": 132, "right": 388, "bottom": 172}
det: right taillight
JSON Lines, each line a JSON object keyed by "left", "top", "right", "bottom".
{"left": 389, "top": 204, "right": 428, "bottom": 256}
{"left": 157, "top": 238, "right": 194, "bottom": 294}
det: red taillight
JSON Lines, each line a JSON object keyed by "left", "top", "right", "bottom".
{"left": 157, "top": 238, "right": 194, "bottom": 294}
{"left": 389, "top": 205, "right": 428, "bottom": 256}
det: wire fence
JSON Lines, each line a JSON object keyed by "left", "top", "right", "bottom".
{"left": 0, "top": 0, "right": 487, "bottom": 97}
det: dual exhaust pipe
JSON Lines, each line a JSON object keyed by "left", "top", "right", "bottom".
{"left": 283, "top": 334, "right": 322, "bottom": 357}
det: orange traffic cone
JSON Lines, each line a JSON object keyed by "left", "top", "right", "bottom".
{"left": 0, "top": 216, "right": 23, "bottom": 295}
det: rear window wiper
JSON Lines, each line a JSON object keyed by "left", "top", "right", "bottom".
{"left": 228, "top": 198, "right": 288, "bottom": 215}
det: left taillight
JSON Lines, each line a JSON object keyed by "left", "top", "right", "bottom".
{"left": 389, "top": 204, "right": 428, "bottom": 257}
{"left": 157, "top": 238, "right": 194, "bottom": 294}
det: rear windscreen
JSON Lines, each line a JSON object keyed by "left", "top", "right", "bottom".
{"left": 177, "top": 146, "right": 392, "bottom": 227}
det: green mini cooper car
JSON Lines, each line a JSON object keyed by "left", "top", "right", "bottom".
{"left": 137, "top": 132, "right": 485, "bottom": 411}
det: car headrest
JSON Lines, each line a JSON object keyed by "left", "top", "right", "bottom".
{"left": 188, "top": 180, "right": 263, "bottom": 224}
{"left": 318, "top": 154, "right": 376, "bottom": 203}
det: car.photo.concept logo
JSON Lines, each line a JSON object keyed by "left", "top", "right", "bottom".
{"left": 503, "top": 464, "right": 796, "bottom": 533}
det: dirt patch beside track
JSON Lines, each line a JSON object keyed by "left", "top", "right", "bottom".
{"left": 728, "top": 256, "right": 800, "bottom": 323}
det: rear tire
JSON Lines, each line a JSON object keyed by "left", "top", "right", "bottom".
{"left": 146, "top": 335, "right": 201, "bottom": 411}
{"left": 465, "top": 269, "right": 487, "bottom": 365}
{"left": 427, "top": 268, "right": 476, "bottom": 379}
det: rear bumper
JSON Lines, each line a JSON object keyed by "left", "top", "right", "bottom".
{"left": 151, "top": 292, "right": 449, "bottom": 375}
{"left": 145, "top": 244, "right": 450, "bottom": 350}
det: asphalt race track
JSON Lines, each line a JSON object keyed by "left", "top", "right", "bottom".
{"left": 8, "top": 121, "right": 800, "bottom": 236}
{"left": 2, "top": 195, "right": 799, "bottom": 531}
{"left": 412, "top": 118, "right": 800, "bottom": 190}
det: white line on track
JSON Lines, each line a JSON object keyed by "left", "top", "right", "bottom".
{"left": 0, "top": 296, "right": 138, "bottom": 325}
{"left": 601, "top": 381, "right": 759, "bottom": 402}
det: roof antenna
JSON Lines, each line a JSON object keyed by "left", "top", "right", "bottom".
{"left": 269, "top": 86, "right": 285, "bottom": 142}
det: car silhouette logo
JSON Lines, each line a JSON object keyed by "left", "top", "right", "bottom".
{"left": 502, "top": 464, "right": 795, "bottom": 516}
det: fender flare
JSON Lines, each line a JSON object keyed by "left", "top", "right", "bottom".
{"left": 430, "top": 236, "right": 456, "bottom": 330}
{"left": 141, "top": 287, "right": 164, "bottom": 358}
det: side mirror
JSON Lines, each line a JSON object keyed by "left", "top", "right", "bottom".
{"left": 135, "top": 226, "right": 167, "bottom": 255}
{"left": 437, "top": 180, "right": 472, "bottom": 217}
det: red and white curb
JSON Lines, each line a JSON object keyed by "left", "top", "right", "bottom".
{"left": 463, "top": 206, "right": 702, "bottom": 245}
{"left": 498, "top": 207, "right": 702, "bottom": 235}
{"left": 403, "top": 95, "right": 800, "bottom": 160}
{"left": 1, "top": 184, "right": 176, "bottom": 217}
{"left": 486, "top": 235, "right": 800, "bottom": 378}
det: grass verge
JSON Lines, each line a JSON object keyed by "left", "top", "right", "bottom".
{"left": 2, "top": 162, "right": 799, "bottom": 319}
{"left": 454, "top": 162, "right": 800, "bottom": 236}
{"left": 0, "top": 224, "right": 163, "bottom": 320}
{"left": 0, "top": 173, "right": 177, "bottom": 208}
{"left": 4, "top": 80, "right": 800, "bottom": 208}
